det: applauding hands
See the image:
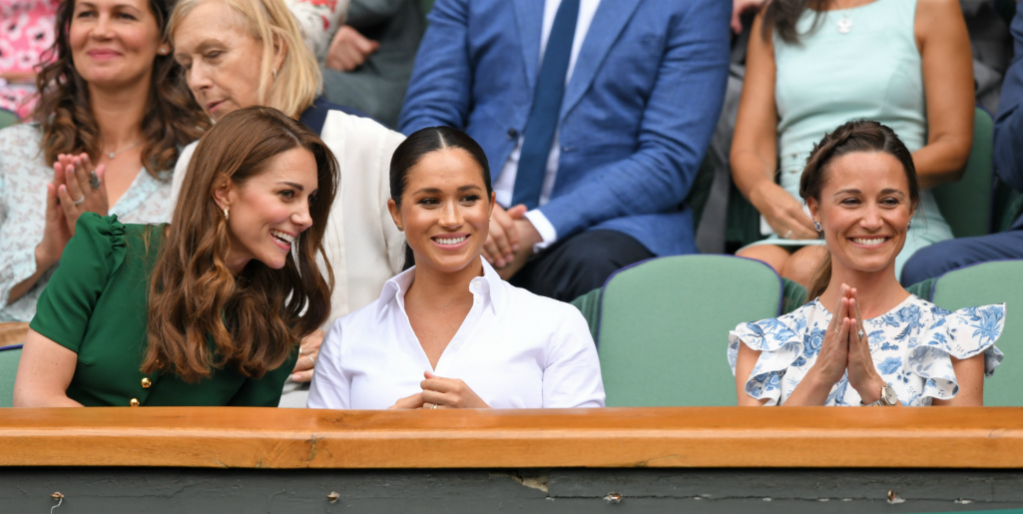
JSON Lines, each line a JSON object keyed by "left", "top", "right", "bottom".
{"left": 786, "top": 284, "right": 896, "bottom": 406}
{"left": 38, "top": 153, "right": 108, "bottom": 269}
{"left": 388, "top": 371, "right": 491, "bottom": 410}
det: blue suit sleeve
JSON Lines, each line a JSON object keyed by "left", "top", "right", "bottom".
{"left": 538, "top": 0, "right": 730, "bottom": 240}
{"left": 397, "top": 0, "right": 472, "bottom": 135}
{"left": 993, "top": 1, "right": 1023, "bottom": 193}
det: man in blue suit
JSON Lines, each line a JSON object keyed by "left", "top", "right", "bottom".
{"left": 399, "top": 0, "right": 730, "bottom": 300}
{"left": 901, "top": 0, "right": 1023, "bottom": 285}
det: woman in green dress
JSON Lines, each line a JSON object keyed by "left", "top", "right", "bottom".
{"left": 13, "top": 107, "right": 338, "bottom": 407}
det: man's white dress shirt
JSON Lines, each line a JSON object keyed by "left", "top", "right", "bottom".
{"left": 307, "top": 258, "right": 605, "bottom": 409}
{"left": 494, "top": 0, "right": 602, "bottom": 251}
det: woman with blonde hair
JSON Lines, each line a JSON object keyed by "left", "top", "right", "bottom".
{"left": 0, "top": 0, "right": 209, "bottom": 323}
{"left": 14, "top": 107, "right": 338, "bottom": 407}
{"left": 168, "top": 0, "right": 406, "bottom": 402}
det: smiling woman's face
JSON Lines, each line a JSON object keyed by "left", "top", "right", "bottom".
{"left": 809, "top": 151, "right": 915, "bottom": 276}
{"left": 389, "top": 148, "right": 495, "bottom": 275}
{"left": 69, "top": 0, "right": 165, "bottom": 89}
{"left": 172, "top": 0, "right": 264, "bottom": 120}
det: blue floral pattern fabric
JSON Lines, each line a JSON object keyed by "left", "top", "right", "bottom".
{"left": 728, "top": 295, "right": 1005, "bottom": 406}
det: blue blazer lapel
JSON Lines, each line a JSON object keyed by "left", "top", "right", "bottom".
{"left": 513, "top": 0, "right": 543, "bottom": 89}
{"left": 561, "top": 0, "right": 642, "bottom": 118}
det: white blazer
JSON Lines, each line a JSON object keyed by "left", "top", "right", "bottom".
{"left": 171, "top": 109, "right": 406, "bottom": 325}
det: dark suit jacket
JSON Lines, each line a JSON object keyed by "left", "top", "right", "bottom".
{"left": 993, "top": 0, "right": 1023, "bottom": 230}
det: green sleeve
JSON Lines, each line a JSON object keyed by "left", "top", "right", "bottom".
{"left": 29, "top": 214, "right": 126, "bottom": 353}
{"left": 227, "top": 347, "right": 300, "bottom": 407}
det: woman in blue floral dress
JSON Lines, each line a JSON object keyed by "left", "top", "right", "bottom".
{"left": 729, "top": 121, "right": 1004, "bottom": 407}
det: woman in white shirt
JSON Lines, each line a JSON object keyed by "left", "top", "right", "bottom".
{"left": 308, "top": 127, "right": 605, "bottom": 409}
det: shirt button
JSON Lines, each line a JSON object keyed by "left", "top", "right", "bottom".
{"left": 141, "top": 378, "right": 152, "bottom": 389}
{"left": 507, "top": 128, "right": 519, "bottom": 140}
{"left": 562, "top": 146, "right": 574, "bottom": 153}
{"left": 130, "top": 398, "right": 140, "bottom": 407}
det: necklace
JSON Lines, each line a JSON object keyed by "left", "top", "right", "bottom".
{"left": 106, "top": 140, "right": 142, "bottom": 160}
{"left": 836, "top": 14, "right": 853, "bottom": 34}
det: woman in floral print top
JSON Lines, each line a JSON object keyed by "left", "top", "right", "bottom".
{"left": 729, "top": 121, "right": 1004, "bottom": 407}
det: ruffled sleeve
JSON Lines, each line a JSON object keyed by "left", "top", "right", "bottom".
{"left": 728, "top": 312, "right": 809, "bottom": 406}
{"left": 29, "top": 214, "right": 127, "bottom": 353}
{"left": 906, "top": 304, "right": 1006, "bottom": 401}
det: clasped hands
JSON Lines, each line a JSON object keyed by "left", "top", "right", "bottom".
{"left": 388, "top": 371, "right": 491, "bottom": 410}
{"left": 808, "top": 284, "right": 891, "bottom": 404}
{"left": 37, "top": 154, "right": 108, "bottom": 268}
{"left": 483, "top": 203, "right": 542, "bottom": 280}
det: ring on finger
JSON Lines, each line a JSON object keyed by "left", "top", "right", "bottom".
{"left": 784, "top": 230, "right": 793, "bottom": 239}
{"left": 89, "top": 171, "right": 101, "bottom": 190}
{"left": 857, "top": 328, "right": 865, "bottom": 340}
{"left": 73, "top": 195, "right": 86, "bottom": 205}
{"left": 432, "top": 404, "right": 438, "bottom": 410}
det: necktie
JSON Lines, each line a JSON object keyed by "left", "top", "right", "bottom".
{"left": 511, "top": 0, "right": 580, "bottom": 209}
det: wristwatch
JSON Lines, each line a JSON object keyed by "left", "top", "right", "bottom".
{"left": 862, "top": 384, "right": 897, "bottom": 406}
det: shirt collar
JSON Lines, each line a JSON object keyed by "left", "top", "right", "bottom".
{"left": 377, "top": 257, "right": 507, "bottom": 316}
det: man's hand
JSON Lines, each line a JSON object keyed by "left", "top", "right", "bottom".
{"left": 483, "top": 203, "right": 526, "bottom": 267}
{"left": 495, "top": 218, "right": 540, "bottom": 280}
{"left": 326, "top": 25, "right": 380, "bottom": 72}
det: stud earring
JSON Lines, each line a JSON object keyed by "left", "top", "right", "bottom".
{"left": 813, "top": 220, "right": 822, "bottom": 232}
{"left": 907, "top": 220, "right": 912, "bottom": 230}
{"left": 223, "top": 208, "right": 230, "bottom": 221}
{"left": 396, "top": 225, "right": 403, "bottom": 231}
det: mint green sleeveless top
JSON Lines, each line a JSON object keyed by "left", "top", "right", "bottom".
{"left": 762, "top": 0, "right": 952, "bottom": 275}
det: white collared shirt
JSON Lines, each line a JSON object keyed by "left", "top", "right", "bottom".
{"left": 494, "top": 0, "right": 602, "bottom": 251}
{"left": 307, "top": 258, "right": 605, "bottom": 409}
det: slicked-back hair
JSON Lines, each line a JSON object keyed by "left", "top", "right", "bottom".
{"left": 388, "top": 126, "right": 493, "bottom": 270}
{"left": 144, "top": 106, "right": 337, "bottom": 382}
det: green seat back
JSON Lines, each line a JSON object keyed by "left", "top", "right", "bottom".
{"left": 597, "top": 255, "right": 784, "bottom": 407}
{"left": 933, "top": 108, "right": 994, "bottom": 238}
{"left": 0, "top": 109, "right": 18, "bottom": 131}
{"left": 930, "top": 260, "right": 1023, "bottom": 406}
{"left": 0, "top": 347, "right": 22, "bottom": 408}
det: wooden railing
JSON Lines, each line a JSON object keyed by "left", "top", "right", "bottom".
{"left": 1, "top": 407, "right": 1021, "bottom": 469}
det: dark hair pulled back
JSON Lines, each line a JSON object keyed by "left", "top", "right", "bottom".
{"left": 800, "top": 120, "right": 919, "bottom": 299}
{"left": 389, "top": 126, "right": 493, "bottom": 269}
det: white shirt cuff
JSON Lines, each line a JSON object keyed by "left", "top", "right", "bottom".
{"left": 524, "top": 209, "right": 557, "bottom": 252}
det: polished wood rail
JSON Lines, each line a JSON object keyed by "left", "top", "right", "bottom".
{"left": 1, "top": 407, "right": 1021, "bottom": 469}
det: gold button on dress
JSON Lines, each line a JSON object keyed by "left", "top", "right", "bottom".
{"left": 130, "top": 398, "right": 140, "bottom": 407}
{"left": 141, "top": 378, "right": 151, "bottom": 389}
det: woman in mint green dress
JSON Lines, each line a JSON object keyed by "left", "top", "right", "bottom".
{"left": 13, "top": 107, "right": 338, "bottom": 407}
{"left": 730, "top": 0, "right": 975, "bottom": 288}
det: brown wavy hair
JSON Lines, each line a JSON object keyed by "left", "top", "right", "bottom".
{"left": 761, "top": 0, "right": 830, "bottom": 44}
{"left": 144, "top": 107, "right": 337, "bottom": 382}
{"left": 32, "top": 0, "right": 209, "bottom": 174}
{"left": 799, "top": 120, "right": 919, "bottom": 299}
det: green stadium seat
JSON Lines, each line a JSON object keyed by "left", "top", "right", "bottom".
{"left": 0, "top": 347, "right": 22, "bottom": 408}
{"left": 0, "top": 109, "right": 18, "bottom": 131}
{"left": 595, "top": 255, "right": 785, "bottom": 407}
{"left": 932, "top": 108, "right": 995, "bottom": 238}
{"left": 929, "top": 260, "right": 1023, "bottom": 407}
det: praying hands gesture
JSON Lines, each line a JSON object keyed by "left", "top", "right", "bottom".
{"left": 387, "top": 371, "right": 491, "bottom": 410}
{"left": 784, "top": 284, "right": 896, "bottom": 406}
